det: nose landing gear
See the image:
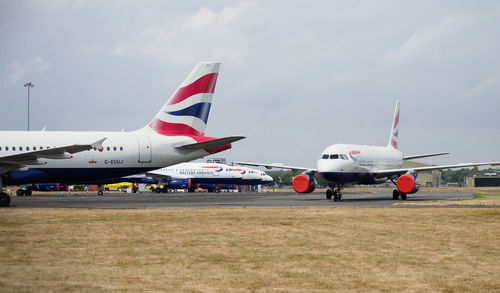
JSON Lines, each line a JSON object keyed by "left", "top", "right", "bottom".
{"left": 326, "top": 183, "right": 343, "bottom": 202}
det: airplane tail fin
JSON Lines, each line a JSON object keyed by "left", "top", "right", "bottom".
{"left": 387, "top": 100, "right": 400, "bottom": 149}
{"left": 138, "top": 62, "right": 221, "bottom": 136}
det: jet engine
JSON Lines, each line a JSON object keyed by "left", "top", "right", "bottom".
{"left": 167, "top": 178, "right": 192, "bottom": 190}
{"left": 292, "top": 174, "right": 316, "bottom": 193}
{"left": 396, "top": 171, "right": 420, "bottom": 194}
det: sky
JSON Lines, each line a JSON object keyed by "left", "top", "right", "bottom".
{"left": 1, "top": 0, "right": 499, "bottom": 168}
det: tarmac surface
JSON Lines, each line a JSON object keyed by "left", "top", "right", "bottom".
{"left": 7, "top": 189, "right": 476, "bottom": 209}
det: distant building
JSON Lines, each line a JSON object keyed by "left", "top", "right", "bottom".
{"left": 402, "top": 161, "right": 442, "bottom": 187}
{"left": 465, "top": 173, "right": 500, "bottom": 187}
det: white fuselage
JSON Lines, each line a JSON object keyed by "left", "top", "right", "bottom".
{"left": 317, "top": 143, "right": 403, "bottom": 184}
{"left": 147, "top": 163, "right": 273, "bottom": 185}
{"left": 0, "top": 130, "right": 209, "bottom": 185}
{"left": 229, "top": 166, "right": 274, "bottom": 185}
{"left": 149, "top": 162, "right": 243, "bottom": 182}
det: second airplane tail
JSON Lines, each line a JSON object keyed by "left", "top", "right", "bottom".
{"left": 387, "top": 100, "right": 400, "bottom": 149}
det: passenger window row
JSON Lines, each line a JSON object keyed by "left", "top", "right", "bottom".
{"left": 0, "top": 146, "right": 51, "bottom": 151}
{"left": 0, "top": 146, "right": 125, "bottom": 152}
{"left": 93, "top": 146, "right": 124, "bottom": 151}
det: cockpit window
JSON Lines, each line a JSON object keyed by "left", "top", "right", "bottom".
{"left": 322, "top": 154, "right": 329, "bottom": 159}
{"left": 341, "top": 154, "right": 347, "bottom": 160}
{"left": 330, "top": 154, "right": 339, "bottom": 159}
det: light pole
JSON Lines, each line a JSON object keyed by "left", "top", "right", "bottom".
{"left": 24, "top": 82, "right": 34, "bottom": 131}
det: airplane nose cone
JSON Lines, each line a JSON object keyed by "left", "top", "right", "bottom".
{"left": 262, "top": 175, "right": 273, "bottom": 184}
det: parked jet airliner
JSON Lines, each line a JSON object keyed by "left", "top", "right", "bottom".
{"left": 0, "top": 62, "right": 244, "bottom": 206}
{"left": 235, "top": 101, "right": 499, "bottom": 201}
{"left": 120, "top": 162, "right": 273, "bottom": 193}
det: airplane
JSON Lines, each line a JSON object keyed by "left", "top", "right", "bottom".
{"left": 0, "top": 62, "right": 244, "bottom": 206}
{"left": 234, "top": 100, "right": 500, "bottom": 201}
{"left": 30, "top": 183, "right": 69, "bottom": 192}
{"left": 123, "top": 162, "right": 273, "bottom": 193}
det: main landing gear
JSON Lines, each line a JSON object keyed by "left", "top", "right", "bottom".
{"left": 389, "top": 177, "right": 407, "bottom": 200}
{"left": 392, "top": 189, "right": 407, "bottom": 200}
{"left": 0, "top": 179, "right": 10, "bottom": 207}
{"left": 16, "top": 186, "right": 32, "bottom": 197}
{"left": 326, "top": 183, "right": 343, "bottom": 202}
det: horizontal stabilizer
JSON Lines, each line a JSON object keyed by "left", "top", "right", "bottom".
{"left": 403, "top": 152, "right": 450, "bottom": 160}
{"left": 175, "top": 136, "right": 245, "bottom": 151}
{"left": 233, "top": 161, "right": 317, "bottom": 173}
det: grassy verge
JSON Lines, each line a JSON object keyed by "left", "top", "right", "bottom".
{"left": 396, "top": 193, "right": 500, "bottom": 206}
{"left": 0, "top": 208, "right": 499, "bottom": 292}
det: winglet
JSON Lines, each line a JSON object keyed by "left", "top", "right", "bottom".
{"left": 91, "top": 137, "right": 107, "bottom": 150}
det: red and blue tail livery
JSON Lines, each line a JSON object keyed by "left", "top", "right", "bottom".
{"left": 146, "top": 62, "right": 220, "bottom": 137}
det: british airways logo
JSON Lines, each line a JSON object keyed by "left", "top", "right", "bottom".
{"left": 349, "top": 150, "right": 361, "bottom": 161}
{"left": 202, "top": 166, "right": 224, "bottom": 172}
{"left": 234, "top": 168, "right": 246, "bottom": 175}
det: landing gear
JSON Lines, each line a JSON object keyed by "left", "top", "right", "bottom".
{"left": 326, "top": 189, "right": 333, "bottom": 200}
{"left": 392, "top": 189, "right": 407, "bottom": 200}
{"left": 0, "top": 193, "right": 10, "bottom": 207}
{"left": 16, "top": 186, "right": 33, "bottom": 197}
{"left": 0, "top": 179, "right": 10, "bottom": 207}
{"left": 327, "top": 183, "right": 343, "bottom": 202}
{"left": 392, "top": 189, "right": 399, "bottom": 200}
{"left": 390, "top": 177, "right": 407, "bottom": 201}
{"left": 97, "top": 185, "right": 104, "bottom": 196}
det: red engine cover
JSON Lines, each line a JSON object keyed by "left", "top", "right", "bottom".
{"left": 397, "top": 174, "right": 415, "bottom": 194}
{"left": 292, "top": 174, "right": 316, "bottom": 193}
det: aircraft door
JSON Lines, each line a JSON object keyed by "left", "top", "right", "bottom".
{"left": 137, "top": 135, "right": 152, "bottom": 163}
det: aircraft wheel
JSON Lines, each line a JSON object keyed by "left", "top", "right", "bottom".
{"left": 338, "top": 194, "right": 343, "bottom": 202}
{"left": 16, "top": 189, "right": 24, "bottom": 196}
{"left": 333, "top": 191, "right": 339, "bottom": 202}
{"left": 392, "top": 190, "right": 399, "bottom": 200}
{"left": 0, "top": 193, "right": 11, "bottom": 207}
{"left": 401, "top": 194, "right": 407, "bottom": 200}
{"left": 97, "top": 191, "right": 103, "bottom": 196}
{"left": 326, "top": 189, "right": 332, "bottom": 200}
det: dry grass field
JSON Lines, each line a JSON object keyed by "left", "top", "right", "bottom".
{"left": 1, "top": 207, "right": 499, "bottom": 292}
{"left": 396, "top": 193, "right": 500, "bottom": 207}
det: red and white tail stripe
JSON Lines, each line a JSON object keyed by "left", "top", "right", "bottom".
{"left": 388, "top": 100, "right": 400, "bottom": 149}
{"left": 138, "top": 62, "right": 220, "bottom": 137}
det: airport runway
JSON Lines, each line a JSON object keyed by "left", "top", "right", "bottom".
{"left": 8, "top": 189, "right": 475, "bottom": 209}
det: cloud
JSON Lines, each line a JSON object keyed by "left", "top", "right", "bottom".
{"left": 110, "top": 2, "right": 258, "bottom": 65}
{"left": 461, "top": 74, "right": 500, "bottom": 100}
{"left": 381, "top": 13, "right": 471, "bottom": 66}
{"left": 6, "top": 57, "right": 52, "bottom": 85}
{"left": 27, "top": 0, "right": 85, "bottom": 11}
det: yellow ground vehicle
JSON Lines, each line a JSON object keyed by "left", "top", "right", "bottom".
{"left": 104, "top": 182, "right": 138, "bottom": 192}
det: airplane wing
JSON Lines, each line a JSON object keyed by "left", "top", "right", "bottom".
{"left": 175, "top": 136, "right": 245, "bottom": 151}
{"left": 232, "top": 161, "right": 317, "bottom": 173}
{"left": 403, "top": 152, "right": 449, "bottom": 160}
{"left": 0, "top": 137, "right": 107, "bottom": 168}
{"left": 375, "top": 161, "right": 500, "bottom": 178}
